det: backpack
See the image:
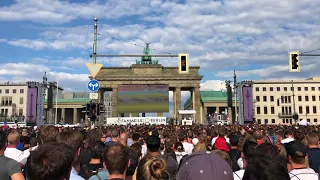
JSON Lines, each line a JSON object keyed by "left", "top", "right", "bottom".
{"left": 267, "top": 135, "right": 278, "bottom": 145}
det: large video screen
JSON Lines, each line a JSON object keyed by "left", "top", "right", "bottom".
{"left": 118, "top": 84, "right": 169, "bottom": 113}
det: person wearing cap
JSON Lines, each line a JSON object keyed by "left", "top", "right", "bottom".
{"left": 176, "top": 151, "right": 234, "bottom": 180}
{"left": 286, "top": 141, "right": 319, "bottom": 180}
{"left": 214, "top": 129, "right": 230, "bottom": 152}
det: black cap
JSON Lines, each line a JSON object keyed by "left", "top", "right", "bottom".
{"left": 285, "top": 141, "right": 307, "bottom": 158}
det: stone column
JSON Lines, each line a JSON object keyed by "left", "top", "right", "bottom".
{"left": 227, "top": 107, "right": 232, "bottom": 122}
{"left": 193, "top": 87, "right": 201, "bottom": 123}
{"left": 112, "top": 87, "right": 118, "bottom": 117}
{"left": 157, "top": 112, "right": 163, "bottom": 117}
{"left": 203, "top": 106, "right": 208, "bottom": 124}
{"left": 174, "top": 87, "right": 181, "bottom": 124}
{"left": 73, "top": 108, "right": 77, "bottom": 125}
{"left": 61, "top": 108, "right": 65, "bottom": 124}
{"left": 216, "top": 107, "right": 220, "bottom": 114}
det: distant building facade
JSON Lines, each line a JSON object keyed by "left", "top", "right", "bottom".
{"left": 184, "top": 77, "right": 320, "bottom": 125}
{"left": 0, "top": 82, "right": 62, "bottom": 123}
{"left": 253, "top": 76, "right": 320, "bottom": 125}
{"left": 103, "top": 92, "right": 112, "bottom": 124}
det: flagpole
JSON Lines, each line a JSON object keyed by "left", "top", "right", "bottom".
{"left": 55, "top": 78, "right": 58, "bottom": 124}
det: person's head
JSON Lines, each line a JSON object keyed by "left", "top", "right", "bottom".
{"left": 211, "top": 150, "right": 232, "bottom": 168}
{"left": 103, "top": 143, "right": 130, "bottom": 176}
{"left": 242, "top": 140, "right": 258, "bottom": 168}
{"left": 0, "top": 131, "right": 7, "bottom": 151}
{"left": 306, "top": 133, "right": 319, "bottom": 148}
{"left": 164, "top": 138, "right": 173, "bottom": 149}
{"left": 90, "top": 141, "right": 105, "bottom": 159}
{"left": 119, "top": 132, "right": 128, "bottom": 146}
{"left": 146, "top": 135, "right": 161, "bottom": 153}
{"left": 285, "top": 141, "right": 307, "bottom": 166}
{"left": 30, "top": 137, "right": 38, "bottom": 147}
{"left": 284, "top": 130, "right": 293, "bottom": 138}
{"left": 218, "top": 129, "right": 225, "bottom": 137}
{"left": 7, "top": 131, "right": 20, "bottom": 146}
{"left": 137, "top": 156, "right": 169, "bottom": 180}
{"left": 255, "top": 143, "right": 280, "bottom": 162}
{"left": 178, "top": 133, "right": 186, "bottom": 142}
{"left": 253, "top": 130, "right": 262, "bottom": 140}
{"left": 294, "top": 130, "right": 305, "bottom": 143}
{"left": 229, "top": 134, "right": 240, "bottom": 147}
{"left": 26, "top": 142, "right": 74, "bottom": 180}
{"left": 111, "top": 129, "right": 120, "bottom": 139}
{"left": 242, "top": 155, "right": 290, "bottom": 180}
{"left": 192, "top": 142, "right": 207, "bottom": 153}
{"left": 38, "top": 125, "right": 59, "bottom": 144}
{"left": 132, "top": 133, "right": 140, "bottom": 142}
{"left": 56, "top": 131, "right": 84, "bottom": 164}
{"left": 174, "top": 142, "right": 184, "bottom": 152}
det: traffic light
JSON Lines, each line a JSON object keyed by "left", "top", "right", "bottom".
{"left": 89, "top": 102, "right": 97, "bottom": 121}
{"left": 289, "top": 51, "right": 300, "bottom": 72}
{"left": 97, "top": 104, "right": 105, "bottom": 115}
{"left": 178, "top": 53, "right": 189, "bottom": 74}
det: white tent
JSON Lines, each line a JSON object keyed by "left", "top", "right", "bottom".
{"left": 178, "top": 110, "right": 196, "bottom": 114}
{"left": 298, "top": 119, "right": 309, "bottom": 126}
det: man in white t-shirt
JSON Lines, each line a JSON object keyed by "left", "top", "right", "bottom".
{"left": 4, "top": 131, "right": 23, "bottom": 164}
{"left": 178, "top": 133, "right": 193, "bottom": 155}
{"left": 286, "top": 141, "right": 319, "bottom": 180}
{"left": 281, "top": 130, "right": 294, "bottom": 144}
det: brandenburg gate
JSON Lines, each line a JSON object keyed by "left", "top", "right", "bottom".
{"left": 96, "top": 63, "right": 203, "bottom": 121}
{"left": 91, "top": 18, "right": 203, "bottom": 124}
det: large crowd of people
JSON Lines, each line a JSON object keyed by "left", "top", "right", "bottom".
{"left": 0, "top": 124, "right": 319, "bottom": 180}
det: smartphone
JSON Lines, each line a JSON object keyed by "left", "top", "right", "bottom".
{"left": 87, "top": 170, "right": 98, "bottom": 174}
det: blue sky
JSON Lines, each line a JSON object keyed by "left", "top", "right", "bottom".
{"left": 0, "top": 0, "right": 320, "bottom": 109}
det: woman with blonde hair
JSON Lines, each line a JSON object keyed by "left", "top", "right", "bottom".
{"left": 136, "top": 156, "right": 170, "bottom": 180}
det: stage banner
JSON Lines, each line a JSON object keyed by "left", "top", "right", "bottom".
{"left": 26, "top": 87, "right": 38, "bottom": 124}
{"left": 106, "top": 117, "right": 167, "bottom": 125}
{"left": 242, "top": 85, "right": 254, "bottom": 122}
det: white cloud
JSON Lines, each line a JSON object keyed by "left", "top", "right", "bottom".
{"left": 0, "top": 0, "right": 152, "bottom": 24}
{"left": 0, "top": 62, "right": 89, "bottom": 92}
{"left": 217, "top": 63, "right": 320, "bottom": 79}
{"left": 200, "top": 80, "right": 226, "bottom": 91}
{"left": 2, "top": 0, "right": 320, "bottom": 81}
